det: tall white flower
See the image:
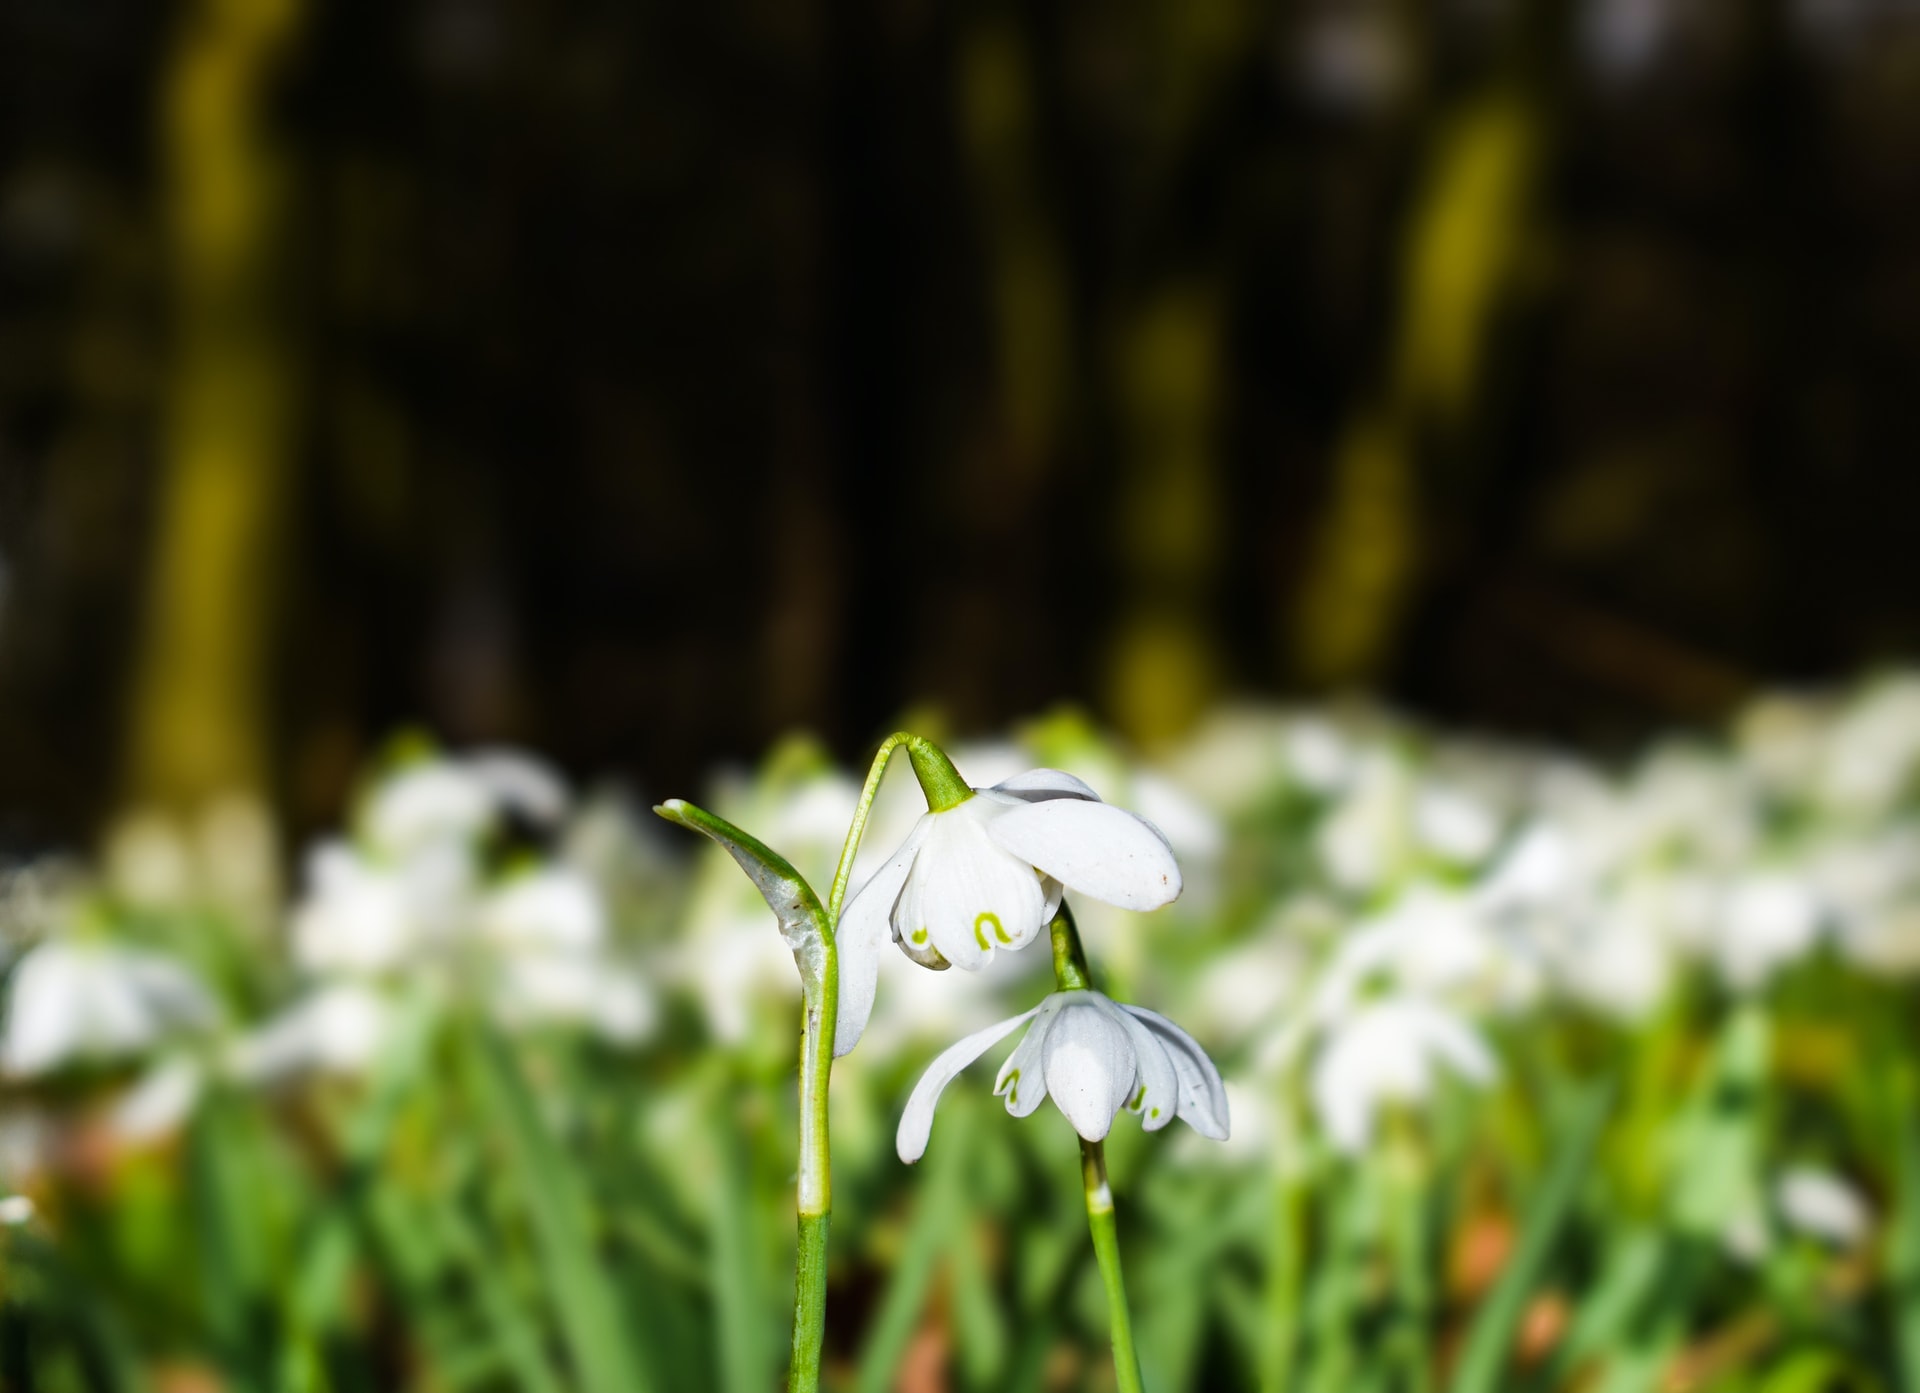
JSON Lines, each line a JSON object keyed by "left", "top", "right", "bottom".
{"left": 1, "top": 939, "right": 217, "bottom": 1078}
{"left": 834, "top": 769, "right": 1181, "bottom": 1056}
{"left": 895, "top": 989, "right": 1228, "bottom": 1162}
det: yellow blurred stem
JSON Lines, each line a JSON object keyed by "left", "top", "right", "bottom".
{"left": 128, "top": 0, "right": 303, "bottom": 815}
{"left": 1291, "top": 98, "right": 1536, "bottom": 686}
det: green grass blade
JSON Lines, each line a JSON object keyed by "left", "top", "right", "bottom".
{"left": 463, "top": 1027, "right": 653, "bottom": 1393}
{"left": 1449, "top": 1079, "right": 1613, "bottom": 1393}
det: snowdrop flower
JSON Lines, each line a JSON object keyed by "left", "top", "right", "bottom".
{"left": 463, "top": 749, "right": 571, "bottom": 827}
{"left": 291, "top": 839, "right": 474, "bottom": 975}
{"left": 1, "top": 939, "right": 217, "bottom": 1078}
{"left": 364, "top": 760, "right": 496, "bottom": 858}
{"left": 1713, "top": 873, "right": 1822, "bottom": 990}
{"left": 896, "top": 989, "right": 1228, "bottom": 1161}
{"left": 1819, "top": 675, "right": 1920, "bottom": 818}
{"left": 1775, "top": 1167, "right": 1872, "bottom": 1248}
{"left": 835, "top": 766, "right": 1181, "bottom": 1055}
{"left": 227, "top": 984, "right": 392, "bottom": 1083}
{"left": 1309, "top": 999, "right": 1498, "bottom": 1154}
{"left": 112, "top": 1055, "right": 205, "bottom": 1142}
{"left": 1316, "top": 751, "right": 1416, "bottom": 894}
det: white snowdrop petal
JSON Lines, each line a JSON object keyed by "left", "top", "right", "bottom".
{"left": 986, "top": 799, "right": 1182, "bottom": 911}
{"left": 1776, "top": 1168, "right": 1871, "bottom": 1247}
{"left": 1041, "top": 1000, "right": 1138, "bottom": 1142}
{"left": 1102, "top": 999, "right": 1179, "bottom": 1132}
{"left": 1120, "top": 1004, "right": 1230, "bottom": 1139}
{"left": 897, "top": 1008, "right": 1040, "bottom": 1163}
{"left": 910, "top": 816, "right": 1045, "bottom": 970}
{"left": 2, "top": 945, "right": 84, "bottom": 1076}
{"left": 112, "top": 1056, "right": 204, "bottom": 1141}
{"left": 991, "top": 768, "right": 1103, "bottom": 803}
{"left": 1418, "top": 1004, "right": 1499, "bottom": 1085}
{"left": 994, "top": 999, "right": 1060, "bottom": 1118}
{"left": 834, "top": 819, "right": 929, "bottom": 1056}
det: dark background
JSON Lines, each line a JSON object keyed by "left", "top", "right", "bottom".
{"left": 4, "top": 0, "right": 1920, "bottom": 846}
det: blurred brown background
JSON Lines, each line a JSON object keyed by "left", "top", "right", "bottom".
{"left": 4, "top": 0, "right": 1920, "bottom": 848}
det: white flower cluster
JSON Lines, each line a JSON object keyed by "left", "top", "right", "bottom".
{"left": 241, "top": 749, "right": 655, "bottom": 1082}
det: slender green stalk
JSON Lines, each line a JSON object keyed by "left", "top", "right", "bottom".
{"left": 789, "top": 941, "right": 837, "bottom": 1393}
{"left": 826, "top": 732, "right": 910, "bottom": 921}
{"left": 1081, "top": 1138, "right": 1146, "bottom": 1393}
{"left": 652, "top": 800, "right": 838, "bottom": 1393}
{"left": 1384, "top": 1122, "right": 1434, "bottom": 1393}
{"left": 1049, "top": 905, "right": 1145, "bottom": 1391}
{"left": 825, "top": 731, "right": 970, "bottom": 922}
{"left": 1261, "top": 1114, "right": 1306, "bottom": 1393}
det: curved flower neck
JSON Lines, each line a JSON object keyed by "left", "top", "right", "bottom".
{"left": 906, "top": 736, "right": 974, "bottom": 813}
{"left": 1050, "top": 904, "right": 1093, "bottom": 991}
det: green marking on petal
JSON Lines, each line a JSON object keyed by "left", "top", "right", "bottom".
{"left": 1002, "top": 1068, "right": 1020, "bottom": 1106}
{"left": 1130, "top": 1084, "right": 1147, "bottom": 1111}
{"left": 910, "top": 927, "right": 929, "bottom": 946}
{"left": 1150, "top": 1107, "right": 1161, "bottom": 1120}
{"left": 977, "top": 911, "right": 1009, "bottom": 945}
{"left": 974, "top": 917, "right": 991, "bottom": 951}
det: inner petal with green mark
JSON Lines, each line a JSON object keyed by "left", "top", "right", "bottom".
{"left": 973, "top": 911, "right": 1010, "bottom": 950}
{"left": 910, "top": 927, "right": 929, "bottom": 946}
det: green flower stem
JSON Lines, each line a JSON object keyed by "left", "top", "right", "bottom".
{"left": 651, "top": 799, "right": 837, "bottom": 1393}
{"left": 1051, "top": 905, "right": 1144, "bottom": 1392}
{"left": 790, "top": 936, "right": 837, "bottom": 1393}
{"left": 790, "top": 1211, "right": 830, "bottom": 1393}
{"left": 825, "top": 731, "right": 970, "bottom": 923}
{"left": 1081, "top": 1137, "right": 1146, "bottom": 1393}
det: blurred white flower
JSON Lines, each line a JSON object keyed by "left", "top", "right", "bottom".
{"left": 1714, "top": 874, "right": 1822, "bottom": 990}
{"left": 896, "top": 989, "right": 1228, "bottom": 1162}
{"left": 479, "top": 867, "right": 604, "bottom": 952}
{"left": 0, "top": 1194, "right": 32, "bottom": 1225}
{"left": 111, "top": 1055, "right": 205, "bottom": 1142}
{"left": 1317, "top": 752, "right": 1415, "bottom": 893}
{"left": 2, "top": 939, "right": 217, "bottom": 1077}
{"left": 291, "top": 839, "right": 472, "bottom": 976}
{"left": 1775, "top": 1167, "right": 1871, "bottom": 1248}
{"left": 835, "top": 770, "right": 1181, "bottom": 1055}
{"left": 1309, "top": 999, "right": 1497, "bottom": 1154}
{"left": 228, "top": 984, "right": 392, "bottom": 1083}
{"left": 364, "top": 760, "right": 497, "bottom": 858}
{"left": 463, "top": 749, "right": 570, "bottom": 827}
{"left": 1819, "top": 676, "right": 1920, "bottom": 818}
{"left": 1415, "top": 783, "right": 1501, "bottom": 865}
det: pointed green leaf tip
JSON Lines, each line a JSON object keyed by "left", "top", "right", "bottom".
{"left": 653, "top": 799, "right": 833, "bottom": 985}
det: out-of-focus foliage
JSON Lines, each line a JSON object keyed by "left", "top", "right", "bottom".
{"left": 7, "top": 670, "right": 1920, "bottom": 1389}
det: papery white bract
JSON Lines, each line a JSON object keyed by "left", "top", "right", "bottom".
{"left": 0, "top": 938, "right": 217, "bottom": 1078}
{"left": 895, "top": 989, "right": 1228, "bottom": 1162}
{"left": 835, "top": 769, "right": 1181, "bottom": 1056}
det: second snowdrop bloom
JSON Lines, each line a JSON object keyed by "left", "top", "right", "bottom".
{"left": 896, "top": 989, "right": 1228, "bottom": 1162}
{"left": 1, "top": 938, "right": 218, "bottom": 1078}
{"left": 836, "top": 768, "right": 1182, "bottom": 1055}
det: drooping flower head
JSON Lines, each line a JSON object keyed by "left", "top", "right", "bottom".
{"left": 834, "top": 743, "right": 1182, "bottom": 1056}
{"left": 895, "top": 989, "right": 1229, "bottom": 1161}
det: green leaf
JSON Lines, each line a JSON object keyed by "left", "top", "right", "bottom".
{"left": 654, "top": 799, "right": 832, "bottom": 992}
{"left": 855, "top": 1103, "right": 972, "bottom": 1393}
{"left": 462, "top": 1025, "right": 654, "bottom": 1393}
{"left": 1891, "top": 1066, "right": 1920, "bottom": 1391}
{"left": 1449, "top": 1079, "right": 1614, "bottom": 1393}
